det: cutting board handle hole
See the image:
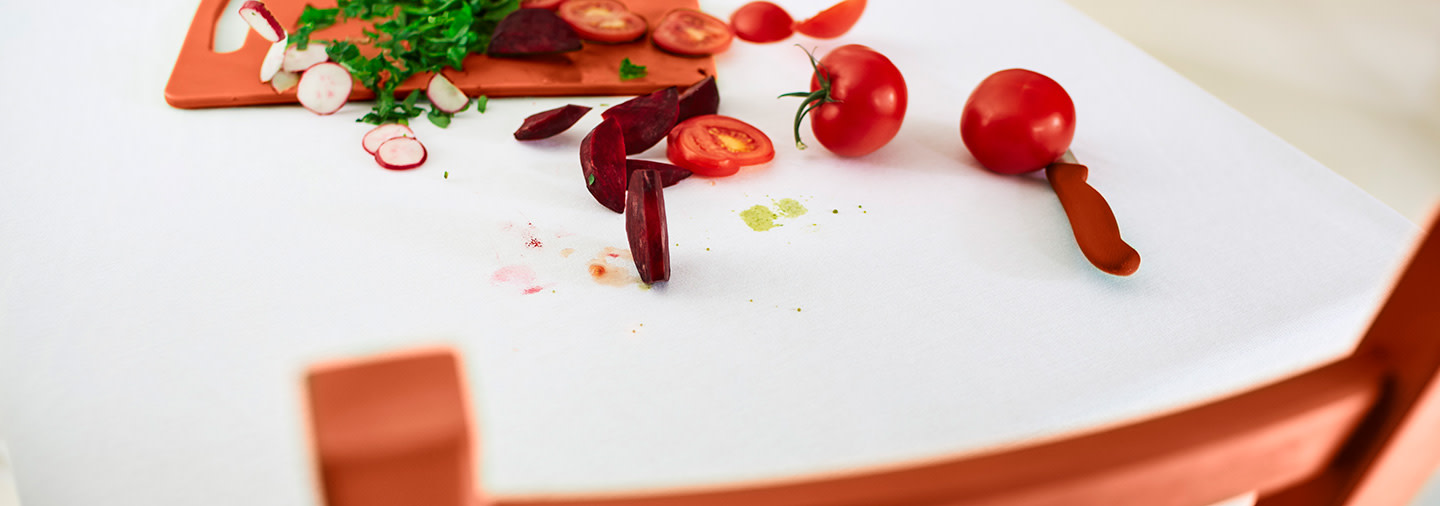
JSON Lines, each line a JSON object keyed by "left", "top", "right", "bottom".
{"left": 212, "top": 0, "right": 250, "bottom": 54}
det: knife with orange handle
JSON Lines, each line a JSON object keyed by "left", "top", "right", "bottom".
{"left": 1045, "top": 150, "right": 1141, "bottom": 276}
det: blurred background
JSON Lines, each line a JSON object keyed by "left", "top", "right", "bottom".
{"left": 1067, "top": 0, "right": 1440, "bottom": 223}
{"left": 0, "top": 1, "right": 1436, "bottom": 505}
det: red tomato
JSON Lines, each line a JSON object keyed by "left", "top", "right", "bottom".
{"left": 794, "top": 0, "right": 865, "bottom": 39}
{"left": 558, "top": 0, "right": 648, "bottom": 43}
{"left": 787, "top": 45, "right": 906, "bottom": 158}
{"left": 652, "top": 9, "right": 734, "bottom": 56}
{"left": 729, "top": 1, "right": 793, "bottom": 43}
{"left": 666, "top": 115, "right": 775, "bottom": 177}
{"left": 521, "top": 0, "right": 565, "bottom": 9}
{"left": 960, "top": 69, "right": 1076, "bottom": 174}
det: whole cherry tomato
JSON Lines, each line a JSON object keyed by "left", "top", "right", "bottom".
{"left": 785, "top": 45, "right": 906, "bottom": 158}
{"left": 960, "top": 69, "right": 1076, "bottom": 174}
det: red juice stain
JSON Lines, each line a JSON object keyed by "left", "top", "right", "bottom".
{"left": 491, "top": 265, "right": 546, "bottom": 295}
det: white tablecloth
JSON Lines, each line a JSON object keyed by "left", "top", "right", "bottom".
{"left": 0, "top": 0, "right": 1417, "bottom": 503}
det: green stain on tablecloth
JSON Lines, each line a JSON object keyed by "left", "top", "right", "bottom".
{"left": 740, "top": 205, "right": 780, "bottom": 231}
{"left": 774, "top": 198, "right": 807, "bottom": 218}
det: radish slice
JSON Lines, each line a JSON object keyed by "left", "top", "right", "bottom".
{"left": 271, "top": 70, "right": 299, "bottom": 92}
{"left": 239, "top": 0, "right": 286, "bottom": 42}
{"left": 426, "top": 74, "right": 470, "bottom": 114}
{"left": 259, "top": 38, "right": 287, "bottom": 82}
{"left": 282, "top": 43, "right": 329, "bottom": 73}
{"left": 375, "top": 137, "right": 428, "bottom": 170}
{"left": 362, "top": 124, "right": 416, "bottom": 154}
{"left": 296, "top": 63, "right": 353, "bottom": 115}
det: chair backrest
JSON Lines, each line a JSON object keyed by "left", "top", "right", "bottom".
{"left": 306, "top": 214, "right": 1440, "bottom": 506}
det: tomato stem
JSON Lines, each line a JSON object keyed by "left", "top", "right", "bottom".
{"left": 779, "top": 46, "right": 840, "bottom": 151}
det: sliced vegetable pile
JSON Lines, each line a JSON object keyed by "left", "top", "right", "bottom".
{"left": 514, "top": 72, "right": 783, "bottom": 282}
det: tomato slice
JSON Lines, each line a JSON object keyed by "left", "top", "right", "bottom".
{"left": 652, "top": 9, "right": 734, "bottom": 56}
{"left": 666, "top": 115, "right": 774, "bottom": 177}
{"left": 521, "top": 0, "right": 565, "bottom": 9}
{"left": 730, "top": 1, "right": 794, "bottom": 43}
{"left": 794, "top": 0, "right": 866, "bottom": 39}
{"left": 558, "top": 0, "right": 648, "bottom": 43}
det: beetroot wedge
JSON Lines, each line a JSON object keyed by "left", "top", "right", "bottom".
{"left": 601, "top": 87, "right": 678, "bottom": 155}
{"left": 489, "top": 8, "right": 583, "bottom": 56}
{"left": 625, "top": 159, "right": 691, "bottom": 188}
{"left": 676, "top": 76, "right": 719, "bottom": 122}
{"left": 514, "top": 104, "right": 592, "bottom": 140}
{"left": 581, "top": 117, "right": 628, "bottom": 213}
{"left": 626, "top": 169, "right": 670, "bottom": 284}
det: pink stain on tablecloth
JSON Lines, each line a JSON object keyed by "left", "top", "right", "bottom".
{"left": 491, "top": 265, "right": 546, "bottom": 295}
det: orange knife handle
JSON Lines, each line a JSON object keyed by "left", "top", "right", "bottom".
{"left": 1045, "top": 162, "right": 1141, "bottom": 276}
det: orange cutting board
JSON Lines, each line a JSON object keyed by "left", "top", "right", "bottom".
{"left": 165, "top": 0, "right": 716, "bottom": 109}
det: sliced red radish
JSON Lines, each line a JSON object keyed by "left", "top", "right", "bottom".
{"left": 239, "top": 0, "right": 286, "bottom": 42}
{"left": 271, "top": 70, "right": 299, "bottom": 92}
{"left": 362, "top": 124, "right": 416, "bottom": 154}
{"left": 282, "top": 43, "right": 329, "bottom": 73}
{"left": 374, "top": 137, "right": 428, "bottom": 170}
{"left": 676, "top": 75, "right": 719, "bottom": 122}
{"left": 296, "top": 62, "right": 353, "bottom": 115}
{"left": 259, "top": 38, "right": 287, "bottom": 82}
{"left": 602, "top": 87, "right": 678, "bottom": 155}
{"left": 580, "top": 117, "right": 628, "bottom": 213}
{"left": 625, "top": 159, "right": 692, "bottom": 188}
{"left": 514, "top": 104, "right": 592, "bottom": 140}
{"left": 626, "top": 169, "right": 670, "bottom": 284}
{"left": 426, "top": 74, "right": 470, "bottom": 114}
{"left": 488, "top": 8, "right": 583, "bottom": 56}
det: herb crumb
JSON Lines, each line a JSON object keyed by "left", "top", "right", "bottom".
{"left": 619, "top": 58, "right": 648, "bottom": 81}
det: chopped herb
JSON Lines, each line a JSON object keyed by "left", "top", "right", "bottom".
{"left": 587, "top": 173, "right": 596, "bottom": 186}
{"left": 293, "top": 0, "right": 521, "bottom": 127}
{"left": 427, "top": 107, "right": 454, "bottom": 128}
{"left": 291, "top": 6, "right": 339, "bottom": 50}
{"left": 474, "top": 95, "right": 489, "bottom": 113}
{"left": 619, "top": 58, "right": 648, "bottom": 81}
{"left": 444, "top": 171, "right": 449, "bottom": 178}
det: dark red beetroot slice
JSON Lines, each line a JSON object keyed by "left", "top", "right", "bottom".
{"left": 625, "top": 159, "right": 691, "bottom": 187}
{"left": 626, "top": 169, "right": 670, "bottom": 284}
{"left": 580, "top": 117, "right": 628, "bottom": 213}
{"left": 676, "top": 76, "right": 719, "bottom": 122}
{"left": 515, "top": 104, "right": 592, "bottom": 140}
{"left": 602, "top": 87, "right": 679, "bottom": 155}
{"left": 488, "top": 8, "right": 583, "bottom": 56}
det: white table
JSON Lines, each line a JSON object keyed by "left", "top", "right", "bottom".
{"left": 0, "top": 0, "right": 1418, "bottom": 504}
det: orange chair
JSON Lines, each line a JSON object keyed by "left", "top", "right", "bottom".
{"left": 306, "top": 216, "right": 1440, "bottom": 506}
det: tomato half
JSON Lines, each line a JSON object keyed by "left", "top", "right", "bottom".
{"left": 652, "top": 9, "right": 734, "bottom": 56}
{"left": 521, "top": 0, "right": 565, "bottom": 10}
{"left": 960, "top": 69, "right": 1076, "bottom": 174}
{"left": 787, "top": 45, "right": 906, "bottom": 158}
{"left": 794, "top": 0, "right": 865, "bottom": 39}
{"left": 666, "top": 115, "right": 775, "bottom": 177}
{"left": 558, "top": 0, "right": 648, "bottom": 43}
{"left": 729, "top": 1, "right": 793, "bottom": 43}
